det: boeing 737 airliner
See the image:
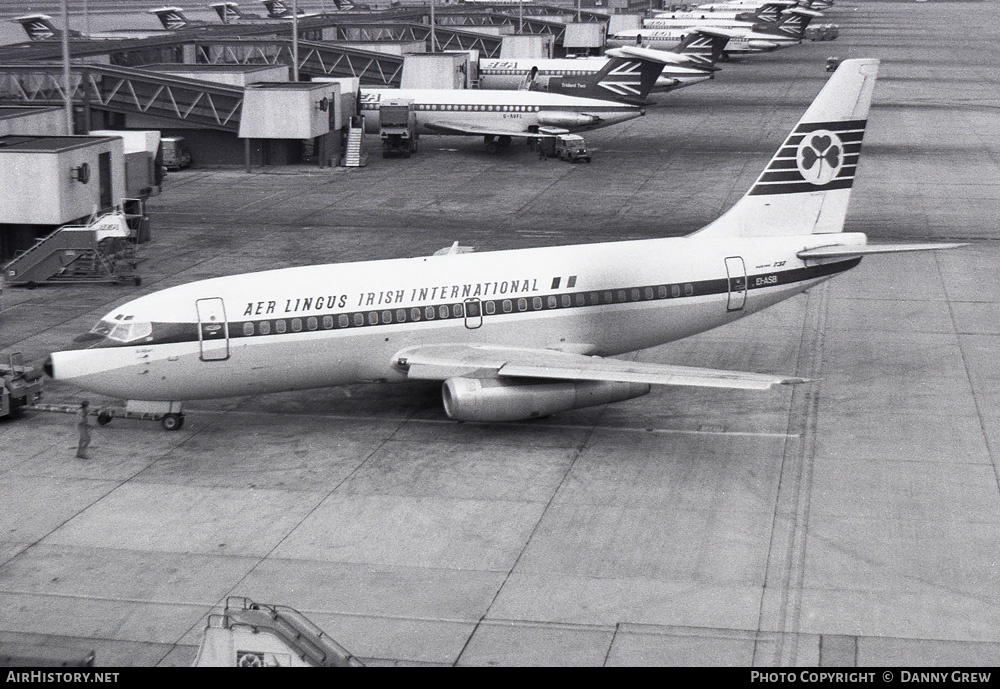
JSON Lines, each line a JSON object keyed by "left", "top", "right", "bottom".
{"left": 45, "top": 60, "right": 963, "bottom": 430}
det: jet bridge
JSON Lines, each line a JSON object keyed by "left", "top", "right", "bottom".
{"left": 190, "top": 38, "right": 406, "bottom": 84}
{"left": 0, "top": 63, "right": 246, "bottom": 131}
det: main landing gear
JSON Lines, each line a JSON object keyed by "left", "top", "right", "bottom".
{"left": 483, "top": 135, "right": 513, "bottom": 154}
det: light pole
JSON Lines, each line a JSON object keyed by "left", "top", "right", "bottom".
{"left": 430, "top": 0, "right": 436, "bottom": 52}
{"left": 61, "top": 0, "right": 72, "bottom": 134}
{"left": 292, "top": 0, "right": 300, "bottom": 81}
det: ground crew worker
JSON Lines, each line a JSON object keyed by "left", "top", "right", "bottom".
{"left": 76, "top": 400, "right": 91, "bottom": 459}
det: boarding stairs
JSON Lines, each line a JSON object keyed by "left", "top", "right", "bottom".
{"left": 341, "top": 116, "right": 367, "bottom": 168}
{"left": 3, "top": 208, "right": 142, "bottom": 288}
{"left": 193, "top": 597, "right": 364, "bottom": 667}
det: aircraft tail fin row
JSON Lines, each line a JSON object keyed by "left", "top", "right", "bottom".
{"left": 757, "top": 7, "right": 823, "bottom": 39}
{"left": 695, "top": 58, "right": 879, "bottom": 239}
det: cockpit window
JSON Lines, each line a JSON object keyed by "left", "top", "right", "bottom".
{"left": 90, "top": 319, "right": 152, "bottom": 343}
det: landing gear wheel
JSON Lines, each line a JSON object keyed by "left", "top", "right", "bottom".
{"left": 485, "top": 141, "right": 499, "bottom": 154}
{"left": 26, "top": 281, "right": 37, "bottom": 290}
{"left": 97, "top": 410, "right": 113, "bottom": 426}
{"left": 161, "top": 413, "right": 184, "bottom": 431}
{"left": 134, "top": 277, "right": 142, "bottom": 286}
{"left": 498, "top": 135, "right": 512, "bottom": 147}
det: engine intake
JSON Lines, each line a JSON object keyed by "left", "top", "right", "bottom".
{"left": 442, "top": 377, "right": 651, "bottom": 423}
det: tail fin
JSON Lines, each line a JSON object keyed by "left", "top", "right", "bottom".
{"left": 694, "top": 59, "right": 879, "bottom": 239}
{"left": 548, "top": 51, "right": 665, "bottom": 105}
{"left": 13, "top": 14, "right": 60, "bottom": 41}
{"left": 744, "top": 1, "right": 797, "bottom": 24}
{"left": 673, "top": 28, "right": 732, "bottom": 69}
{"left": 210, "top": 2, "right": 243, "bottom": 22}
{"left": 758, "top": 7, "right": 822, "bottom": 39}
{"left": 149, "top": 7, "right": 190, "bottom": 30}
{"left": 260, "top": 0, "right": 289, "bottom": 17}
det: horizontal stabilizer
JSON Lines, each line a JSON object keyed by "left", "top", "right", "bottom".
{"left": 609, "top": 46, "right": 704, "bottom": 67}
{"left": 797, "top": 242, "right": 968, "bottom": 259}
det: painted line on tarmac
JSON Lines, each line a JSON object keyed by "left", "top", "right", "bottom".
{"left": 188, "top": 408, "right": 798, "bottom": 438}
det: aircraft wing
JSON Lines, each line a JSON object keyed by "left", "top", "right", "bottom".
{"left": 394, "top": 344, "right": 807, "bottom": 390}
{"left": 422, "top": 121, "right": 532, "bottom": 138}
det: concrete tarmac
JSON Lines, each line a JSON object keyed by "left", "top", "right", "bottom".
{"left": 1, "top": 1, "right": 999, "bottom": 666}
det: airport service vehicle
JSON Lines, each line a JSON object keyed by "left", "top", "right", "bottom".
{"left": 46, "top": 60, "right": 964, "bottom": 430}
{"left": 379, "top": 99, "right": 418, "bottom": 158}
{"left": 162, "top": 137, "right": 192, "bottom": 170}
{"left": 1, "top": 353, "right": 42, "bottom": 420}
{"left": 546, "top": 134, "right": 591, "bottom": 163}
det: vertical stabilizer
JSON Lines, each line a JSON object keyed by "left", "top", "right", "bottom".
{"left": 149, "top": 7, "right": 190, "bottom": 30}
{"left": 694, "top": 58, "right": 879, "bottom": 239}
{"left": 547, "top": 51, "right": 666, "bottom": 105}
{"left": 13, "top": 14, "right": 61, "bottom": 41}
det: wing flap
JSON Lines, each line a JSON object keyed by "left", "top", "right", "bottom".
{"left": 395, "top": 344, "right": 807, "bottom": 390}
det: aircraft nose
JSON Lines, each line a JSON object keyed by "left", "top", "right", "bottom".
{"left": 43, "top": 355, "right": 53, "bottom": 378}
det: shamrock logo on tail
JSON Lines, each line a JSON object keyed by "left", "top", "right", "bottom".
{"left": 796, "top": 131, "right": 843, "bottom": 185}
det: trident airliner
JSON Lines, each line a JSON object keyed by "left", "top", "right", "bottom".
{"left": 45, "top": 60, "right": 964, "bottom": 430}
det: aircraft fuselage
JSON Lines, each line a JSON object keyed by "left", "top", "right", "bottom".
{"left": 48, "top": 233, "right": 865, "bottom": 401}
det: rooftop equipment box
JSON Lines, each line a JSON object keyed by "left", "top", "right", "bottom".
{"left": 563, "top": 22, "right": 607, "bottom": 49}
{"left": 0, "top": 106, "right": 67, "bottom": 137}
{"left": 608, "top": 14, "right": 643, "bottom": 33}
{"left": 0, "top": 135, "right": 126, "bottom": 225}
{"left": 238, "top": 82, "right": 342, "bottom": 139}
{"left": 499, "top": 34, "right": 553, "bottom": 59}
{"left": 401, "top": 53, "right": 471, "bottom": 89}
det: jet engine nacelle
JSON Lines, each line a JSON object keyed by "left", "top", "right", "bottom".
{"left": 441, "top": 377, "right": 651, "bottom": 423}
{"left": 536, "top": 111, "right": 601, "bottom": 128}
{"left": 747, "top": 39, "right": 781, "bottom": 51}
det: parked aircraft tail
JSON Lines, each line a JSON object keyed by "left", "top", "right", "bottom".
{"left": 748, "top": 1, "right": 797, "bottom": 23}
{"left": 210, "top": 2, "right": 245, "bottom": 22}
{"left": 260, "top": 0, "right": 291, "bottom": 17}
{"left": 149, "top": 6, "right": 191, "bottom": 30}
{"left": 695, "top": 58, "right": 878, "bottom": 238}
{"left": 757, "top": 7, "right": 823, "bottom": 39}
{"left": 547, "top": 50, "right": 667, "bottom": 105}
{"left": 673, "top": 28, "right": 733, "bottom": 69}
{"left": 12, "top": 14, "right": 63, "bottom": 41}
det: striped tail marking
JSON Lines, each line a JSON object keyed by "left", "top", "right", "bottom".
{"left": 747, "top": 119, "right": 867, "bottom": 196}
